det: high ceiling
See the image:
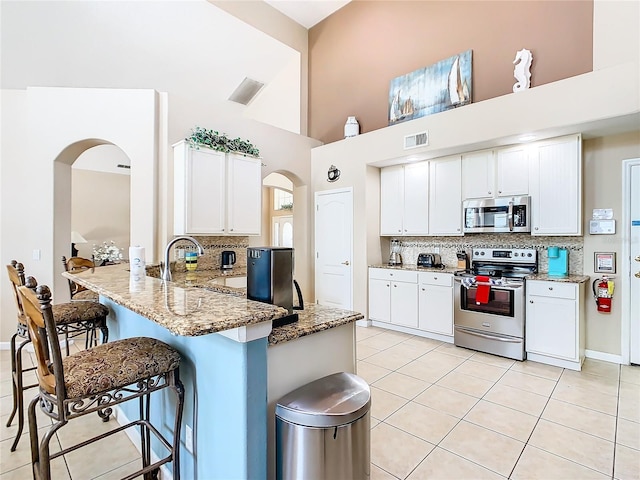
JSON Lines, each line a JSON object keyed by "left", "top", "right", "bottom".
{"left": 263, "top": 0, "right": 350, "bottom": 28}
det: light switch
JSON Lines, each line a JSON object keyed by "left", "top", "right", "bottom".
{"left": 32, "top": 249, "right": 41, "bottom": 260}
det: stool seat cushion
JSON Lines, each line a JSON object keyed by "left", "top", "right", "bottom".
{"left": 72, "top": 290, "right": 99, "bottom": 302}
{"left": 52, "top": 301, "right": 109, "bottom": 325}
{"left": 61, "top": 337, "right": 181, "bottom": 398}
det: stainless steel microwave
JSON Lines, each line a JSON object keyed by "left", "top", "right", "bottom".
{"left": 463, "top": 196, "right": 531, "bottom": 233}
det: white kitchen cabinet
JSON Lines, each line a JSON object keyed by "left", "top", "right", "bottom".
{"left": 462, "top": 150, "right": 494, "bottom": 199}
{"left": 173, "top": 141, "right": 262, "bottom": 236}
{"left": 429, "top": 156, "right": 462, "bottom": 235}
{"left": 380, "top": 162, "right": 429, "bottom": 236}
{"left": 418, "top": 273, "right": 453, "bottom": 337}
{"left": 495, "top": 145, "right": 530, "bottom": 197}
{"left": 526, "top": 280, "right": 585, "bottom": 370}
{"left": 462, "top": 146, "right": 529, "bottom": 200}
{"left": 368, "top": 268, "right": 418, "bottom": 328}
{"left": 530, "top": 134, "right": 582, "bottom": 236}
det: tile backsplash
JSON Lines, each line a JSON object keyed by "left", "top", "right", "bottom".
{"left": 173, "top": 236, "right": 248, "bottom": 271}
{"left": 388, "top": 234, "right": 584, "bottom": 274}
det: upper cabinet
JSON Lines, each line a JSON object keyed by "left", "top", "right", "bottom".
{"left": 380, "top": 162, "right": 429, "bottom": 236}
{"left": 429, "top": 156, "right": 462, "bottom": 235}
{"left": 530, "top": 134, "right": 582, "bottom": 236}
{"left": 462, "top": 147, "right": 529, "bottom": 200}
{"left": 173, "top": 141, "right": 262, "bottom": 236}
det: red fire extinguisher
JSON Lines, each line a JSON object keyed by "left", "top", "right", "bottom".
{"left": 592, "top": 276, "right": 614, "bottom": 313}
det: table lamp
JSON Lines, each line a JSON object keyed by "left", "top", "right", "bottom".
{"left": 71, "top": 231, "right": 88, "bottom": 257}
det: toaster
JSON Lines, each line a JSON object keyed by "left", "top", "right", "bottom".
{"left": 417, "top": 253, "right": 443, "bottom": 268}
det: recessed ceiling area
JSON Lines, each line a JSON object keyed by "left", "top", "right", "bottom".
{"left": 264, "top": 0, "right": 351, "bottom": 28}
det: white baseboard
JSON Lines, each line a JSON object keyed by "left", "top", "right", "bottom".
{"left": 585, "top": 349, "right": 623, "bottom": 365}
{"left": 114, "top": 406, "right": 172, "bottom": 480}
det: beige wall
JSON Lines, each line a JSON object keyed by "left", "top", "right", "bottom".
{"left": 583, "top": 132, "right": 640, "bottom": 354}
{"left": 71, "top": 169, "right": 131, "bottom": 260}
{"left": 309, "top": 0, "right": 593, "bottom": 143}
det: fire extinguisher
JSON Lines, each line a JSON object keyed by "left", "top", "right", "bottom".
{"left": 592, "top": 276, "right": 615, "bottom": 313}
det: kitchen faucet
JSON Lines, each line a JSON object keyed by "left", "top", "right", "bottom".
{"left": 161, "top": 235, "right": 205, "bottom": 282}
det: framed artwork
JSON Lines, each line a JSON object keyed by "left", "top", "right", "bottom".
{"left": 389, "top": 50, "right": 473, "bottom": 125}
{"left": 594, "top": 252, "right": 616, "bottom": 273}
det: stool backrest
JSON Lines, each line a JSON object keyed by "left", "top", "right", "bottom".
{"left": 6, "top": 260, "right": 26, "bottom": 322}
{"left": 61, "top": 256, "right": 95, "bottom": 298}
{"left": 18, "top": 278, "right": 63, "bottom": 396}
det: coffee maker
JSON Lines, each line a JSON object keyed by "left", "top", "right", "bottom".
{"left": 221, "top": 250, "right": 236, "bottom": 270}
{"left": 547, "top": 246, "right": 569, "bottom": 277}
{"left": 247, "top": 247, "right": 299, "bottom": 327}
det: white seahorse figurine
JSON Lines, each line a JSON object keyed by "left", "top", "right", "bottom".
{"left": 512, "top": 49, "right": 533, "bottom": 93}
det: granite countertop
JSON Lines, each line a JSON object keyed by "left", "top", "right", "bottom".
{"left": 150, "top": 267, "right": 248, "bottom": 297}
{"left": 369, "top": 264, "right": 460, "bottom": 274}
{"left": 64, "top": 264, "right": 363, "bottom": 342}
{"left": 526, "top": 273, "right": 591, "bottom": 284}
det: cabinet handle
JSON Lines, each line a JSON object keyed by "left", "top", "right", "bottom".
{"left": 488, "top": 191, "right": 492, "bottom": 195}
{"left": 534, "top": 227, "right": 539, "bottom": 230}
{"left": 341, "top": 260, "right": 350, "bottom": 265}
{"left": 548, "top": 287, "right": 553, "bottom": 290}
{"left": 386, "top": 284, "right": 390, "bottom": 287}
{"left": 390, "top": 273, "right": 394, "bottom": 276}
{"left": 394, "top": 284, "right": 397, "bottom": 287}
{"left": 230, "top": 228, "right": 234, "bottom": 232}
{"left": 433, "top": 277, "right": 438, "bottom": 280}
{"left": 498, "top": 190, "right": 502, "bottom": 194}
{"left": 635, "top": 256, "right": 640, "bottom": 262}
{"left": 635, "top": 272, "right": 640, "bottom": 278}
{"left": 529, "top": 300, "right": 534, "bottom": 303}
{"left": 421, "top": 288, "right": 425, "bottom": 291}
{"left": 398, "top": 229, "right": 401, "bottom": 233}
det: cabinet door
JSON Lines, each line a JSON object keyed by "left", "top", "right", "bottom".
{"left": 418, "top": 284, "right": 453, "bottom": 335}
{"left": 380, "top": 166, "right": 405, "bottom": 235}
{"left": 227, "top": 154, "right": 262, "bottom": 235}
{"left": 390, "top": 281, "right": 418, "bottom": 328}
{"left": 496, "top": 146, "right": 530, "bottom": 197}
{"left": 462, "top": 151, "right": 494, "bottom": 199}
{"left": 526, "top": 294, "right": 577, "bottom": 360}
{"left": 403, "top": 162, "right": 430, "bottom": 235}
{"left": 429, "top": 156, "right": 462, "bottom": 235}
{"left": 530, "top": 135, "right": 582, "bottom": 235}
{"left": 183, "top": 147, "right": 226, "bottom": 235}
{"left": 369, "top": 278, "right": 391, "bottom": 322}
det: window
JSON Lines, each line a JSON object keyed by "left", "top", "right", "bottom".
{"left": 273, "top": 188, "right": 293, "bottom": 211}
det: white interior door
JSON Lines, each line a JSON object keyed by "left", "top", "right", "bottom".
{"left": 315, "top": 188, "right": 353, "bottom": 310}
{"left": 630, "top": 163, "right": 640, "bottom": 364}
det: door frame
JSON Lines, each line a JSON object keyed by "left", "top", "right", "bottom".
{"left": 621, "top": 157, "right": 640, "bottom": 364}
{"left": 314, "top": 187, "right": 354, "bottom": 310}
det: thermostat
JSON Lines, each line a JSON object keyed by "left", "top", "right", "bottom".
{"left": 590, "top": 219, "right": 616, "bottom": 235}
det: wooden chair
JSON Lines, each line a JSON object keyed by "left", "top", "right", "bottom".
{"left": 61, "top": 255, "right": 99, "bottom": 301}
{"left": 5, "top": 260, "right": 109, "bottom": 452}
{"left": 20, "top": 277, "right": 184, "bottom": 480}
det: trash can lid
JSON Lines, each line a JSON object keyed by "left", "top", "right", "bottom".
{"left": 275, "top": 372, "right": 371, "bottom": 428}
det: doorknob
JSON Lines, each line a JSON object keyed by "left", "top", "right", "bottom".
{"left": 341, "top": 260, "right": 350, "bottom": 265}
{"left": 635, "top": 255, "right": 640, "bottom": 262}
{"left": 635, "top": 272, "right": 640, "bottom": 278}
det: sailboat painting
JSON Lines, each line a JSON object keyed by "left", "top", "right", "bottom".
{"left": 388, "top": 50, "right": 472, "bottom": 125}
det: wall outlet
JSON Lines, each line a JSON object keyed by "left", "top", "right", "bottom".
{"left": 433, "top": 247, "right": 440, "bottom": 254}
{"left": 32, "top": 249, "right": 41, "bottom": 260}
{"left": 185, "top": 424, "right": 193, "bottom": 453}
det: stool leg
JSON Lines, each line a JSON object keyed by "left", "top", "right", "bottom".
{"left": 64, "top": 328, "right": 70, "bottom": 356}
{"left": 28, "top": 396, "right": 40, "bottom": 476}
{"left": 5, "top": 332, "right": 19, "bottom": 428}
{"left": 99, "top": 317, "right": 109, "bottom": 344}
{"left": 9, "top": 337, "right": 31, "bottom": 452}
{"left": 172, "top": 373, "right": 185, "bottom": 480}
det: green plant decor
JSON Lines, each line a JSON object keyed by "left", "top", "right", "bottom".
{"left": 186, "top": 126, "right": 260, "bottom": 157}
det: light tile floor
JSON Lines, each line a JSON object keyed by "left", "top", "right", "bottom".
{"left": 358, "top": 326, "right": 640, "bottom": 480}
{"left": 1, "top": 328, "right": 639, "bottom": 479}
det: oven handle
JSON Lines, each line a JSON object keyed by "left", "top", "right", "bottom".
{"left": 453, "top": 277, "right": 524, "bottom": 290}
{"left": 455, "top": 326, "right": 522, "bottom": 343}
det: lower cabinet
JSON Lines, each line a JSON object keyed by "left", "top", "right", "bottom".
{"left": 418, "top": 273, "right": 453, "bottom": 336}
{"left": 368, "top": 268, "right": 453, "bottom": 341}
{"left": 525, "top": 280, "right": 585, "bottom": 370}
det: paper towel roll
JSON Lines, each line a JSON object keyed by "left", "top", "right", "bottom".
{"left": 129, "top": 246, "right": 145, "bottom": 277}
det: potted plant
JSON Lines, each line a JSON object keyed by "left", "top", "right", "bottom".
{"left": 186, "top": 126, "right": 260, "bottom": 157}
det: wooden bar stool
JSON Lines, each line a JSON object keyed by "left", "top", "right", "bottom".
{"left": 19, "top": 277, "right": 184, "bottom": 480}
{"left": 61, "top": 255, "right": 99, "bottom": 301}
{"left": 5, "top": 260, "right": 110, "bottom": 452}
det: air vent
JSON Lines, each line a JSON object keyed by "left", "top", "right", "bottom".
{"left": 404, "top": 131, "right": 429, "bottom": 150}
{"left": 228, "top": 77, "right": 265, "bottom": 105}
{"left": 117, "top": 164, "right": 131, "bottom": 169}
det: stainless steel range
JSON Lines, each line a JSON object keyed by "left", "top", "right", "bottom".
{"left": 453, "top": 247, "right": 538, "bottom": 361}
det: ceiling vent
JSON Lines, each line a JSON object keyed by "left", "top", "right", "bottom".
{"left": 117, "top": 164, "right": 130, "bottom": 169}
{"left": 228, "top": 77, "right": 265, "bottom": 105}
{"left": 404, "top": 131, "right": 429, "bottom": 150}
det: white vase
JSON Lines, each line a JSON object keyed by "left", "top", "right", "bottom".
{"left": 344, "top": 116, "right": 359, "bottom": 138}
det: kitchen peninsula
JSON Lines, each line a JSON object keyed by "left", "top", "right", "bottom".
{"left": 63, "top": 264, "right": 362, "bottom": 480}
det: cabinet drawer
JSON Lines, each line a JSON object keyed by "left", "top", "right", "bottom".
{"left": 369, "top": 268, "right": 417, "bottom": 283}
{"left": 527, "top": 281, "right": 576, "bottom": 300}
{"left": 419, "top": 272, "right": 453, "bottom": 287}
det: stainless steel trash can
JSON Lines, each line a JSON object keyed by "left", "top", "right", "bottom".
{"left": 275, "top": 372, "right": 371, "bottom": 480}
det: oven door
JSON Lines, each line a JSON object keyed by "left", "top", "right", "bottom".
{"left": 453, "top": 280, "right": 525, "bottom": 338}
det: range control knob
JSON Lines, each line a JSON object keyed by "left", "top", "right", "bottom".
{"left": 528, "top": 253, "right": 533, "bottom": 257}
{"left": 480, "top": 251, "right": 485, "bottom": 255}
{"left": 514, "top": 253, "right": 519, "bottom": 257}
